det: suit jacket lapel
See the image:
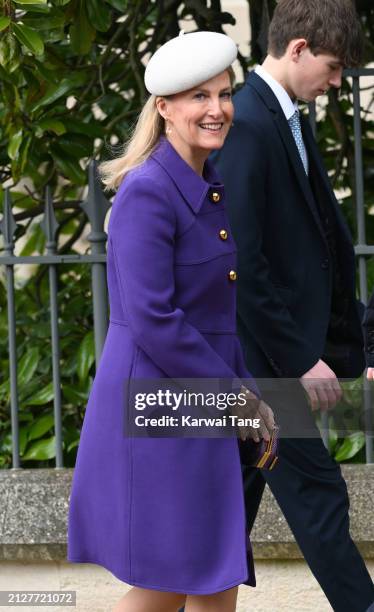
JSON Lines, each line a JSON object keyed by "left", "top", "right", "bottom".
{"left": 301, "top": 116, "right": 333, "bottom": 200}
{"left": 247, "top": 72, "right": 326, "bottom": 240}
{"left": 301, "top": 115, "right": 354, "bottom": 246}
{"left": 273, "top": 111, "right": 327, "bottom": 237}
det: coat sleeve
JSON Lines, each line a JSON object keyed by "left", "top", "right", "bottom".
{"left": 362, "top": 290, "right": 374, "bottom": 367}
{"left": 212, "top": 119, "right": 320, "bottom": 378}
{"left": 109, "top": 174, "right": 256, "bottom": 389}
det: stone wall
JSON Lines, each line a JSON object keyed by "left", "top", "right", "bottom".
{"left": 0, "top": 465, "right": 373, "bottom": 611}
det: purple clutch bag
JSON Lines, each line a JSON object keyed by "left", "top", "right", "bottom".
{"left": 238, "top": 427, "right": 279, "bottom": 470}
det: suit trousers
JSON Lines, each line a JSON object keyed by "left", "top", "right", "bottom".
{"left": 239, "top": 379, "right": 374, "bottom": 611}
{"left": 179, "top": 382, "right": 374, "bottom": 610}
{"left": 178, "top": 435, "right": 373, "bottom": 611}
{"left": 243, "top": 436, "right": 374, "bottom": 612}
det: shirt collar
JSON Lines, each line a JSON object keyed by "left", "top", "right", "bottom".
{"left": 150, "top": 137, "right": 224, "bottom": 214}
{"left": 255, "top": 65, "right": 298, "bottom": 120}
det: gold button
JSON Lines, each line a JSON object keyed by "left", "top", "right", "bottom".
{"left": 219, "top": 229, "right": 228, "bottom": 241}
{"left": 228, "top": 270, "right": 237, "bottom": 281}
{"left": 210, "top": 191, "right": 221, "bottom": 203}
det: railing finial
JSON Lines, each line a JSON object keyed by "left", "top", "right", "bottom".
{"left": 81, "top": 160, "right": 111, "bottom": 239}
{"left": 0, "top": 189, "right": 17, "bottom": 254}
{"left": 41, "top": 185, "right": 59, "bottom": 253}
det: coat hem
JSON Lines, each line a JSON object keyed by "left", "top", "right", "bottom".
{"left": 67, "top": 556, "right": 252, "bottom": 594}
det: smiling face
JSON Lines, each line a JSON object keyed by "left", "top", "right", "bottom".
{"left": 156, "top": 70, "right": 234, "bottom": 173}
{"left": 288, "top": 42, "right": 343, "bottom": 102}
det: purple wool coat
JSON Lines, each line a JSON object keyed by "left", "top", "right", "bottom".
{"left": 67, "top": 137, "right": 256, "bottom": 594}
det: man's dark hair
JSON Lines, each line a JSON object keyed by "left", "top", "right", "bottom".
{"left": 268, "top": 0, "right": 363, "bottom": 67}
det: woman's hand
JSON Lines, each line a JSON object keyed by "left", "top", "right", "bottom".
{"left": 367, "top": 367, "right": 374, "bottom": 380}
{"left": 231, "top": 386, "right": 276, "bottom": 442}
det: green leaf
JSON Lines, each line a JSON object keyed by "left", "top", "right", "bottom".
{"left": 38, "top": 27, "right": 65, "bottom": 43}
{"left": 29, "top": 73, "right": 87, "bottom": 112}
{"left": 19, "top": 427, "right": 29, "bottom": 455}
{"left": 17, "top": 134, "right": 32, "bottom": 175}
{"left": 0, "top": 433, "right": 11, "bottom": 454}
{"left": 1, "top": 427, "right": 29, "bottom": 456}
{"left": 0, "top": 379, "right": 10, "bottom": 399}
{"left": 328, "top": 425, "right": 338, "bottom": 455}
{"left": 0, "top": 39, "right": 9, "bottom": 67}
{"left": 18, "top": 412, "right": 34, "bottom": 423}
{"left": 97, "top": 92, "right": 128, "bottom": 115}
{"left": 0, "top": 17, "right": 11, "bottom": 32}
{"left": 33, "top": 60, "right": 61, "bottom": 83}
{"left": 29, "top": 82, "right": 70, "bottom": 112}
{"left": 86, "top": 0, "right": 111, "bottom": 32}
{"left": 18, "top": 347, "right": 40, "bottom": 386}
{"left": 13, "top": 3, "right": 50, "bottom": 12}
{"left": 57, "top": 133, "right": 93, "bottom": 158}
{"left": 23, "top": 12, "right": 65, "bottom": 30}
{"left": 63, "top": 384, "right": 89, "bottom": 404}
{"left": 15, "top": 0, "right": 47, "bottom": 4}
{"left": 62, "top": 117, "right": 105, "bottom": 138}
{"left": 11, "top": 191, "right": 37, "bottom": 208}
{"left": 334, "top": 432, "right": 366, "bottom": 462}
{"left": 69, "top": 2, "right": 95, "bottom": 55}
{"left": 26, "top": 381, "right": 54, "bottom": 405}
{"left": 7, "top": 129, "right": 23, "bottom": 161}
{"left": 105, "top": 0, "right": 128, "bottom": 10}
{"left": 19, "top": 224, "right": 46, "bottom": 256}
{"left": 13, "top": 23, "right": 44, "bottom": 56}
{"left": 59, "top": 217, "right": 79, "bottom": 235}
{"left": 67, "top": 439, "right": 79, "bottom": 452}
{"left": 50, "top": 144, "right": 87, "bottom": 184}
{"left": 77, "top": 331, "right": 95, "bottom": 383}
{"left": 36, "top": 118, "right": 66, "bottom": 136}
{"left": 22, "top": 435, "right": 56, "bottom": 460}
{"left": 28, "top": 413, "right": 54, "bottom": 441}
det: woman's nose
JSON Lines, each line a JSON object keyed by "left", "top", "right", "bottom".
{"left": 207, "top": 97, "right": 224, "bottom": 117}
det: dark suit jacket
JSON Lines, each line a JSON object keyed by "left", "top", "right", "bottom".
{"left": 363, "top": 292, "right": 374, "bottom": 366}
{"left": 212, "top": 71, "right": 365, "bottom": 379}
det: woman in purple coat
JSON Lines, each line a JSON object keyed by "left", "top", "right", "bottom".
{"left": 68, "top": 31, "right": 274, "bottom": 612}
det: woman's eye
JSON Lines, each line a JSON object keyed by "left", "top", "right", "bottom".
{"left": 194, "top": 93, "right": 206, "bottom": 100}
{"left": 220, "top": 92, "right": 232, "bottom": 99}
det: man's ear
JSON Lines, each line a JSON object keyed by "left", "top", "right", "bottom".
{"left": 289, "top": 38, "right": 308, "bottom": 62}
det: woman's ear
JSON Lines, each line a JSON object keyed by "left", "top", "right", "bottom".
{"left": 156, "top": 96, "right": 169, "bottom": 121}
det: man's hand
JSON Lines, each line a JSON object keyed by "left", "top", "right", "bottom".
{"left": 367, "top": 367, "right": 374, "bottom": 381}
{"left": 300, "top": 359, "right": 342, "bottom": 411}
{"left": 232, "top": 386, "right": 276, "bottom": 442}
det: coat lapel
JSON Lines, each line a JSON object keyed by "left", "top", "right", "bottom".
{"left": 247, "top": 72, "right": 326, "bottom": 240}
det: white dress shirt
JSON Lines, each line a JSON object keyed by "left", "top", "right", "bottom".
{"left": 255, "top": 64, "right": 298, "bottom": 119}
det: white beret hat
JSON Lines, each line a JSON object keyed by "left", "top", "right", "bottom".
{"left": 144, "top": 30, "right": 237, "bottom": 96}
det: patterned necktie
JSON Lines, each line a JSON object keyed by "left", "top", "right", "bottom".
{"left": 288, "top": 110, "right": 308, "bottom": 175}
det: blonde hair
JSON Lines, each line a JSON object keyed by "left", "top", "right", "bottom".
{"left": 99, "top": 66, "right": 235, "bottom": 192}
{"left": 99, "top": 95, "right": 164, "bottom": 191}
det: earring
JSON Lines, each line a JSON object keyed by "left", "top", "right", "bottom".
{"left": 165, "top": 122, "right": 172, "bottom": 135}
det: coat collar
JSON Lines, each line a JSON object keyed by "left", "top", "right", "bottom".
{"left": 151, "top": 137, "right": 224, "bottom": 214}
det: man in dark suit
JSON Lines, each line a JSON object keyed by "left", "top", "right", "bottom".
{"left": 212, "top": 0, "right": 374, "bottom": 610}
